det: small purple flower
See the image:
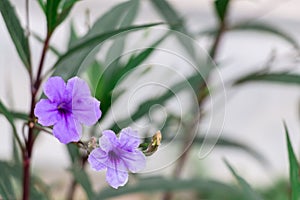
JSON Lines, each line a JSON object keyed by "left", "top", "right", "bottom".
{"left": 34, "top": 76, "right": 101, "bottom": 144}
{"left": 88, "top": 127, "right": 146, "bottom": 189}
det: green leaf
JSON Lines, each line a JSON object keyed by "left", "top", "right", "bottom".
{"left": 214, "top": 0, "right": 230, "bottom": 22}
{"left": 224, "top": 160, "right": 264, "bottom": 200}
{"left": 37, "top": 0, "right": 46, "bottom": 13}
{"left": 32, "top": 32, "right": 61, "bottom": 56}
{"left": 70, "top": 165, "right": 95, "bottom": 199}
{"left": 67, "top": 22, "right": 78, "bottom": 48}
{"left": 45, "top": 0, "right": 77, "bottom": 33}
{"left": 150, "top": 0, "right": 196, "bottom": 60}
{"left": 284, "top": 123, "right": 300, "bottom": 200}
{"left": 85, "top": 61, "right": 103, "bottom": 93}
{"left": 97, "top": 176, "right": 241, "bottom": 199}
{"left": 0, "top": 162, "right": 16, "bottom": 200}
{"left": 109, "top": 71, "right": 203, "bottom": 132}
{"left": 45, "top": 0, "right": 61, "bottom": 33}
{"left": 0, "top": 0, "right": 31, "bottom": 71}
{"left": 52, "top": 22, "right": 163, "bottom": 80}
{"left": 164, "top": 135, "right": 267, "bottom": 165}
{"left": 0, "top": 101, "right": 23, "bottom": 150}
{"left": 201, "top": 21, "right": 300, "bottom": 50}
{"left": 234, "top": 72, "right": 300, "bottom": 86}
{"left": 66, "top": 143, "right": 80, "bottom": 164}
{"left": 96, "top": 34, "right": 167, "bottom": 118}
{"left": 104, "top": 0, "right": 139, "bottom": 67}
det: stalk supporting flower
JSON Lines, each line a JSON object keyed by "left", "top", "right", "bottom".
{"left": 34, "top": 76, "right": 101, "bottom": 144}
{"left": 88, "top": 127, "right": 146, "bottom": 189}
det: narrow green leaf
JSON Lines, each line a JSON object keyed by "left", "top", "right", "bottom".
{"left": 97, "top": 177, "right": 241, "bottom": 199}
{"left": 109, "top": 71, "right": 203, "bottom": 132}
{"left": 37, "top": 0, "right": 46, "bottom": 13}
{"left": 66, "top": 143, "right": 80, "bottom": 164}
{"left": 70, "top": 165, "right": 95, "bottom": 199}
{"left": 85, "top": 0, "right": 139, "bottom": 40}
{"left": 150, "top": 0, "right": 196, "bottom": 59}
{"left": 68, "top": 22, "right": 78, "bottom": 48}
{"left": 235, "top": 72, "right": 300, "bottom": 86}
{"left": 32, "top": 32, "right": 61, "bottom": 56}
{"left": 55, "top": 0, "right": 78, "bottom": 27}
{"left": 231, "top": 22, "right": 300, "bottom": 50}
{"left": 214, "top": 0, "right": 230, "bottom": 22}
{"left": 45, "top": 0, "right": 77, "bottom": 34}
{"left": 201, "top": 21, "right": 300, "bottom": 50}
{"left": 105, "top": 0, "right": 139, "bottom": 66}
{"left": 0, "top": 162, "right": 16, "bottom": 200}
{"left": 0, "top": 101, "right": 23, "bottom": 150}
{"left": 163, "top": 135, "right": 267, "bottom": 165}
{"left": 224, "top": 159, "right": 264, "bottom": 200}
{"left": 46, "top": 0, "right": 61, "bottom": 33}
{"left": 0, "top": 0, "right": 31, "bottom": 71}
{"left": 52, "top": 22, "right": 163, "bottom": 80}
{"left": 284, "top": 123, "right": 300, "bottom": 200}
{"left": 96, "top": 33, "right": 168, "bottom": 117}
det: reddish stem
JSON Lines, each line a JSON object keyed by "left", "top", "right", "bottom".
{"left": 22, "top": 33, "right": 51, "bottom": 200}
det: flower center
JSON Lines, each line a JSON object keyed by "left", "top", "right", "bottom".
{"left": 108, "top": 150, "right": 120, "bottom": 163}
{"left": 57, "top": 102, "right": 71, "bottom": 114}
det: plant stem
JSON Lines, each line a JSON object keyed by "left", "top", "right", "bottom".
{"left": 22, "top": 33, "right": 51, "bottom": 200}
{"left": 66, "top": 156, "right": 88, "bottom": 200}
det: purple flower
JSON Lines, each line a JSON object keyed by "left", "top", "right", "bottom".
{"left": 34, "top": 76, "right": 101, "bottom": 144}
{"left": 88, "top": 127, "right": 146, "bottom": 189}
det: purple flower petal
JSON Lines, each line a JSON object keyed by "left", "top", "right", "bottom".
{"left": 121, "top": 150, "right": 146, "bottom": 173}
{"left": 52, "top": 115, "right": 81, "bottom": 144}
{"left": 43, "top": 77, "right": 66, "bottom": 102}
{"left": 66, "top": 77, "right": 91, "bottom": 99}
{"left": 72, "top": 97, "right": 101, "bottom": 126}
{"left": 88, "top": 148, "right": 108, "bottom": 171}
{"left": 119, "top": 127, "right": 141, "bottom": 151}
{"left": 99, "top": 130, "right": 118, "bottom": 152}
{"left": 106, "top": 167, "right": 128, "bottom": 189}
{"left": 34, "top": 99, "right": 61, "bottom": 126}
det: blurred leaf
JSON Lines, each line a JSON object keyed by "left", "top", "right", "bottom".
{"left": 32, "top": 32, "right": 61, "bottom": 56}
{"left": 234, "top": 71, "right": 300, "bottom": 86}
{"left": 105, "top": 0, "right": 139, "bottom": 67}
{"left": 259, "top": 180, "right": 289, "bottom": 200}
{"left": 150, "top": 0, "right": 196, "bottom": 59}
{"left": 11, "top": 111, "right": 28, "bottom": 121}
{"left": 85, "top": 0, "right": 140, "bottom": 40}
{"left": 46, "top": 0, "right": 77, "bottom": 33}
{"left": 214, "top": 0, "right": 230, "bottom": 22}
{"left": 55, "top": 0, "right": 78, "bottom": 27}
{"left": 86, "top": 61, "right": 103, "bottom": 93}
{"left": 0, "top": 0, "right": 31, "bottom": 71}
{"left": 68, "top": 22, "right": 78, "bottom": 48}
{"left": 0, "top": 101, "right": 23, "bottom": 150}
{"left": 97, "top": 176, "right": 241, "bottom": 199}
{"left": 284, "top": 123, "right": 300, "bottom": 200}
{"left": 70, "top": 165, "right": 95, "bottom": 199}
{"left": 37, "top": 0, "right": 46, "bottom": 12}
{"left": 45, "top": 0, "right": 61, "bottom": 33}
{"left": 96, "top": 34, "right": 167, "bottom": 117}
{"left": 0, "top": 162, "right": 16, "bottom": 200}
{"left": 201, "top": 21, "right": 300, "bottom": 50}
{"left": 231, "top": 22, "right": 300, "bottom": 50}
{"left": 66, "top": 143, "right": 80, "bottom": 164}
{"left": 52, "top": 22, "right": 163, "bottom": 80}
{"left": 164, "top": 135, "right": 267, "bottom": 165}
{"left": 109, "top": 71, "right": 203, "bottom": 132}
{"left": 224, "top": 160, "right": 264, "bottom": 200}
